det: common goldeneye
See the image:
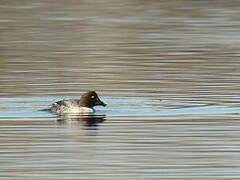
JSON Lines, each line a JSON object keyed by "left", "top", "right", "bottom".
{"left": 47, "top": 91, "right": 106, "bottom": 114}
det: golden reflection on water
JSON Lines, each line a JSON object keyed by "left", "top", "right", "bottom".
{"left": 1, "top": 0, "right": 240, "bottom": 179}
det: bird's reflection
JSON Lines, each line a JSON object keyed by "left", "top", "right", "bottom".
{"left": 56, "top": 114, "right": 106, "bottom": 128}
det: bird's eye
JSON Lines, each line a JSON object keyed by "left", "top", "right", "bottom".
{"left": 91, "top": 96, "right": 95, "bottom": 99}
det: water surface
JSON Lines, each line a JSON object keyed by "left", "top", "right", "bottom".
{"left": 1, "top": 0, "right": 240, "bottom": 179}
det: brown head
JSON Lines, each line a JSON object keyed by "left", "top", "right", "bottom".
{"left": 79, "top": 91, "right": 107, "bottom": 108}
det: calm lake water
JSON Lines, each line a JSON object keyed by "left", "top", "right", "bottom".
{"left": 1, "top": 0, "right": 240, "bottom": 179}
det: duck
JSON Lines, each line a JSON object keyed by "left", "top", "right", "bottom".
{"left": 47, "top": 91, "right": 106, "bottom": 114}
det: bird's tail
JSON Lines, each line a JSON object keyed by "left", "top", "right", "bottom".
{"left": 39, "top": 108, "right": 51, "bottom": 112}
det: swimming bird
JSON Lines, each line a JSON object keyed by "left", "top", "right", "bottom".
{"left": 47, "top": 91, "right": 106, "bottom": 114}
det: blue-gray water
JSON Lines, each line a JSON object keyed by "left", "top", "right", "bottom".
{"left": 1, "top": 0, "right": 240, "bottom": 179}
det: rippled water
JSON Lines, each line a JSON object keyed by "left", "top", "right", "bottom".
{"left": 1, "top": 0, "right": 240, "bottom": 179}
